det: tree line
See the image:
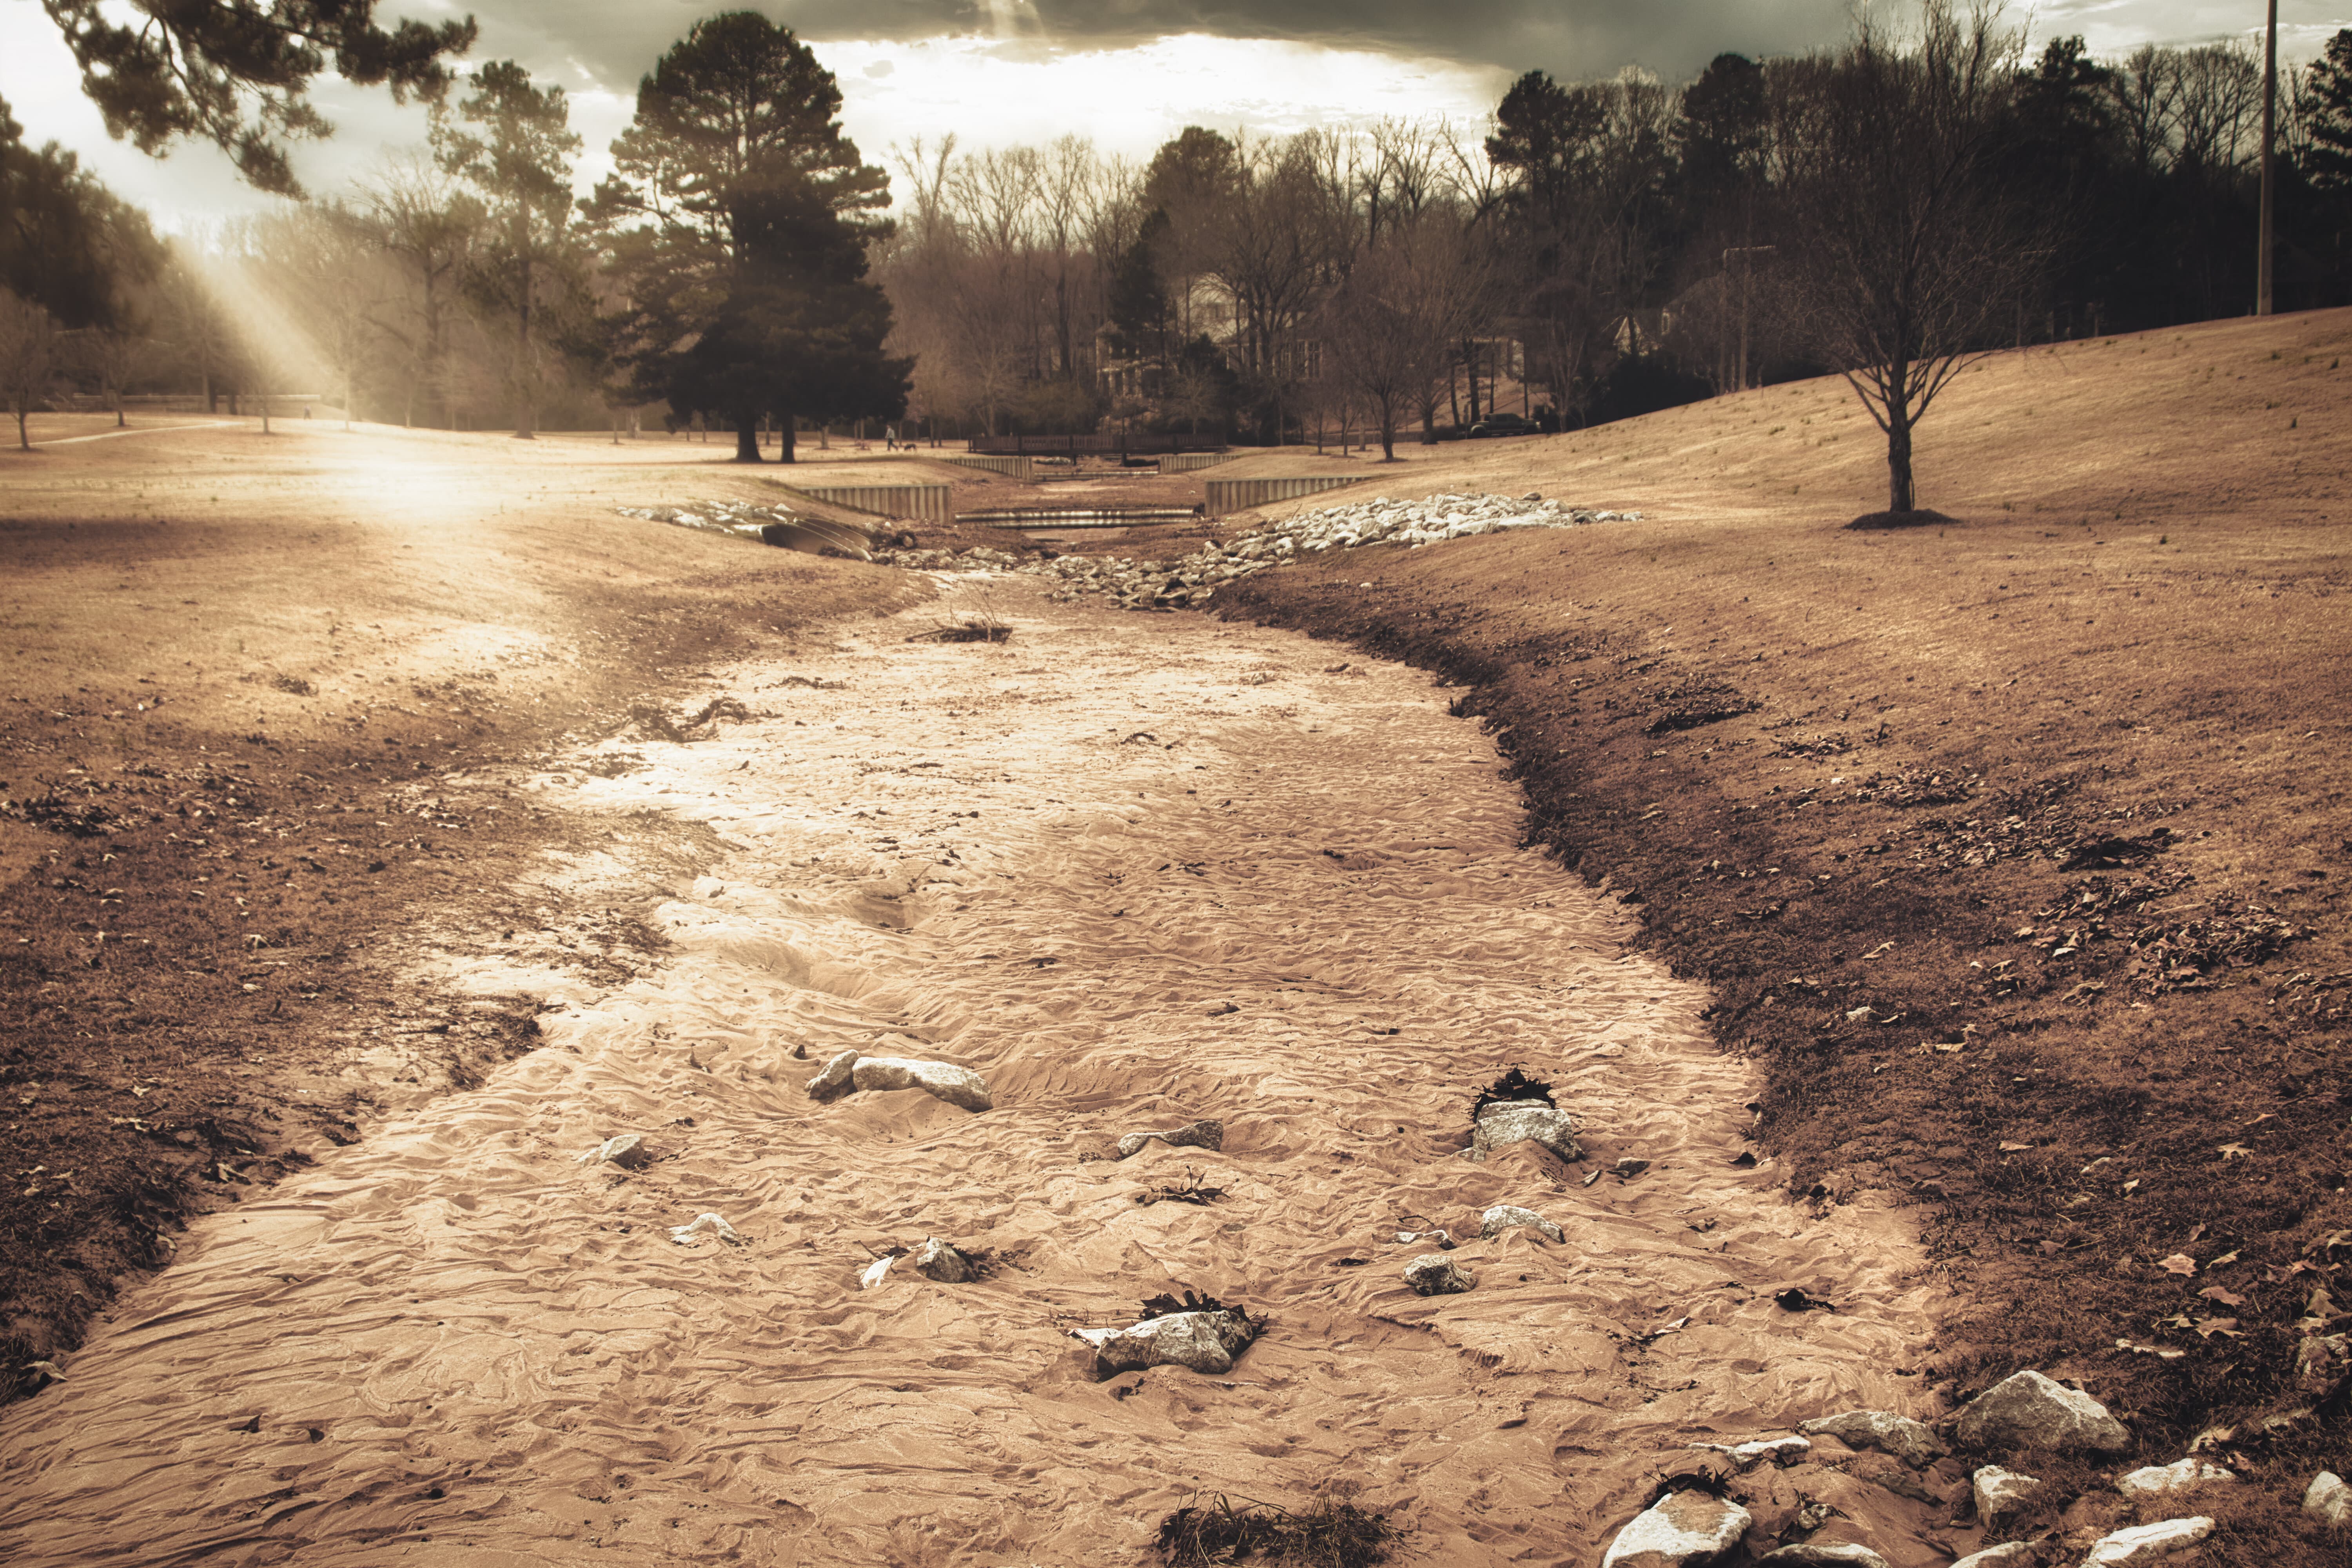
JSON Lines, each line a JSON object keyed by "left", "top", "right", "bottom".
{"left": 9, "top": 2, "right": 2352, "bottom": 495}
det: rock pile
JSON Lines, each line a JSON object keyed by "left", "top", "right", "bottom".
{"left": 1073, "top": 1307, "right": 1258, "bottom": 1379}
{"left": 876, "top": 492, "right": 1639, "bottom": 612}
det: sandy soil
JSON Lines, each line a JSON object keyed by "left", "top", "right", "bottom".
{"left": 0, "top": 577, "right": 1951, "bottom": 1565}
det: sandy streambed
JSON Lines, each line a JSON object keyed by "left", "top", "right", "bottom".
{"left": 0, "top": 581, "right": 1946, "bottom": 1566}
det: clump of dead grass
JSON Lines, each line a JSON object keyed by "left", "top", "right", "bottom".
{"left": 1153, "top": 1483, "right": 1399, "bottom": 1567}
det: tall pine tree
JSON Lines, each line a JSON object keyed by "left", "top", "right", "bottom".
{"left": 587, "top": 11, "right": 906, "bottom": 462}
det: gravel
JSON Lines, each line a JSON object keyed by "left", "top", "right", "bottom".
{"left": 878, "top": 492, "right": 1640, "bottom": 612}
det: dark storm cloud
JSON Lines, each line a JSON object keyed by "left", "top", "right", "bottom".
{"left": 474, "top": 1, "right": 1859, "bottom": 91}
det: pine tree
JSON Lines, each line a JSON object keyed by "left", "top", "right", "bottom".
{"left": 2304, "top": 30, "right": 2352, "bottom": 192}
{"left": 587, "top": 11, "right": 907, "bottom": 463}
{"left": 434, "top": 63, "right": 581, "bottom": 439}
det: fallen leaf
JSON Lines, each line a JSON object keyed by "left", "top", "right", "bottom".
{"left": 2159, "top": 1253, "right": 2199, "bottom": 1276}
{"left": 1845, "top": 1005, "right": 1873, "bottom": 1022}
{"left": 2208, "top": 1250, "right": 2240, "bottom": 1268}
{"left": 2192, "top": 1318, "right": 2241, "bottom": 1338}
{"left": 2198, "top": 1286, "right": 2247, "bottom": 1307}
{"left": 1862, "top": 941, "right": 1896, "bottom": 960}
{"left": 1998, "top": 1140, "right": 2033, "bottom": 1152}
{"left": 2122, "top": 1178, "right": 2141, "bottom": 1193}
{"left": 2116, "top": 1339, "right": 2187, "bottom": 1359}
{"left": 2218, "top": 1143, "right": 2252, "bottom": 1159}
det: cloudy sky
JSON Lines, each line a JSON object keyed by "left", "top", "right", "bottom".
{"left": 2, "top": 0, "right": 2345, "bottom": 227}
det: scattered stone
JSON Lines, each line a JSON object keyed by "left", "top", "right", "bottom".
{"left": 1615, "top": 1156, "right": 1652, "bottom": 1178}
{"left": 573, "top": 1132, "right": 651, "bottom": 1169}
{"left": 1466, "top": 1102, "right": 1584, "bottom": 1163}
{"left": 851, "top": 1055, "right": 993, "bottom": 1111}
{"left": 1955, "top": 1369, "right": 2131, "bottom": 1454}
{"left": 1755, "top": 1544, "right": 1891, "bottom": 1568}
{"left": 1404, "top": 1254, "right": 1474, "bottom": 1296}
{"left": 1599, "top": 1488, "right": 1752, "bottom": 1568}
{"left": 1972, "top": 1466, "right": 2043, "bottom": 1528}
{"left": 1797, "top": 1410, "right": 1947, "bottom": 1469}
{"left": 2305, "top": 1470, "right": 2352, "bottom": 1527}
{"left": 1691, "top": 1436, "right": 1810, "bottom": 1471}
{"left": 806, "top": 1049, "right": 993, "bottom": 1111}
{"left": 1479, "top": 1203, "right": 1565, "bottom": 1243}
{"left": 805, "top": 1048, "right": 862, "bottom": 1102}
{"left": 1949, "top": 1546, "right": 2034, "bottom": 1568}
{"left": 2078, "top": 1517, "right": 2214, "bottom": 1566}
{"left": 882, "top": 493, "right": 1642, "bottom": 613}
{"left": 912, "top": 1237, "right": 978, "bottom": 1283}
{"left": 2116, "top": 1458, "right": 2235, "bottom": 1498}
{"left": 1073, "top": 1309, "right": 1256, "bottom": 1379}
{"left": 1116, "top": 1118, "right": 1224, "bottom": 1160}
{"left": 668, "top": 1213, "right": 742, "bottom": 1247}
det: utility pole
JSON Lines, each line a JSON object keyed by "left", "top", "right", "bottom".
{"left": 1722, "top": 245, "right": 1776, "bottom": 390}
{"left": 2259, "top": 0, "right": 2278, "bottom": 316}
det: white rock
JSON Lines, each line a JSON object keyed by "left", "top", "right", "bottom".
{"left": 668, "top": 1213, "right": 742, "bottom": 1247}
{"left": 805, "top": 1047, "right": 862, "bottom": 1101}
{"left": 1754, "top": 1544, "right": 1891, "bottom": 1568}
{"left": 573, "top": 1132, "right": 652, "bottom": 1169}
{"left": 847, "top": 1054, "right": 994, "bottom": 1112}
{"left": 1467, "top": 1102, "right": 1584, "bottom": 1163}
{"left": 1073, "top": 1309, "right": 1255, "bottom": 1379}
{"left": 2116, "top": 1458, "right": 2235, "bottom": 1497}
{"left": 1404, "top": 1254, "right": 1474, "bottom": 1296}
{"left": 2079, "top": 1516, "right": 2214, "bottom": 1565}
{"left": 912, "top": 1236, "right": 976, "bottom": 1283}
{"left": 858, "top": 1254, "right": 895, "bottom": 1289}
{"left": 1730, "top": 1436, "right": 1810, "bottom": 1468}
{"left": 1480, "top": 1203, "right": 1565, "bottom": 1243}
{"left": 1973, "top": 1465, "right": 2042, "bottom": 1527}
{"left": 1115, "top": 1118, "right": 1224, "bottom": 1160}
{"left": 2306, "top": 1470, "right": 2352, "bottom": 1526}
{"left": 1949, "top": 1546, "right": 2034, "bottom": 1568}
{"left": 1955, "top": 1369, "right": 2131, "bottom": 1454}
{"left": 1599, "top": 1489, "right": 1753, "bottom": 1568}
{"left": 1798, "top": 1409, "right": 1946, "bottom": 1468}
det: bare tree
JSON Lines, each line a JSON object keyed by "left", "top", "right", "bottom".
{"left": 1316, "top": 207, "right": 1494, "bottom": 459}
{"left": 359, "top": 152, "right": 482, "bottom": 426}
{"left": 76, "top": 326, "right": 153, "bottom": 426}
{"left": 1776, "top": 0, "right": 2043, "bottom": 516}
{"left": 0, "top": 288, "right": 58, "bottom": 449}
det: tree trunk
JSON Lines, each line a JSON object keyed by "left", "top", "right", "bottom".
{"left": 513, "top": 241, "right": 535, "bottom": 440}
{"left": 777, "top": 416, "right": 797, "bottom": 464}
{"left": 1886, "top": 410, "right": 1915, "bottom": 513}
{"left": 15, "top": 403, "right": 27, "bottom": 451}
{"left": 733, "top": 417, "right": 761, "bottom": 463}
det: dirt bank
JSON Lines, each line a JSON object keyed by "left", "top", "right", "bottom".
{"left": 1214, "top": 310, "right": 2352, "bottom": 1560}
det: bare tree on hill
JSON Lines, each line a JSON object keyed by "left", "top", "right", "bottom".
{"left": 1777, "top": 0, "right": 2047, "bottom": 517}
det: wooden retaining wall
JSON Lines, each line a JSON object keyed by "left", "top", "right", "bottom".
{"left": 773, "top": 482, "right": 955, "bottom": 525}
{"left": 1160, "top": 452, "right": 1238, "bottom": 474}
{"left": 1203, "top": 475, "right": 1366, "bottom": 517}
{"left": 940, "top": 454, "right": 1033, "bottom": 480}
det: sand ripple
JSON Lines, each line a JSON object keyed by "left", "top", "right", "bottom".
{"left": 0, "top": 583, "right": 1943, "bottom": 1565}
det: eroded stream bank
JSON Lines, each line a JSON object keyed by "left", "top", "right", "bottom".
{"left": 0, "top": 580, "right": 1944, "bottom": 1566}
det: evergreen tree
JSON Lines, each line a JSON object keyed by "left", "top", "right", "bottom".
{"left": 434, "top": 62, "right": 581, "bottom": 439}
{"left": 2305, "top": 29, "right": 2352, "bottom": 192}
{"left": 38, "top": 0, "right": 475, "bottom": 196}
{"left": 588, "top": 11, "right": 906, "bottom": 463}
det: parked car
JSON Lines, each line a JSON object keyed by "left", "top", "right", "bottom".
{"left": 1468, "top": 412, "right": 1542, "bottom": 439}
